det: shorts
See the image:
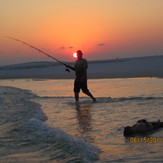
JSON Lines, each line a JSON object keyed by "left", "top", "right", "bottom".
{"left": 74, "top": 81, "right": 89, "bottom": 93}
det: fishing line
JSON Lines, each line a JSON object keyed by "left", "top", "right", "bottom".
{"left": 4, "top": 36, "right": 70, "bottom": 72}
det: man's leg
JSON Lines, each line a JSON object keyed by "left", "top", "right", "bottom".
{"left": 82, "top": 82, "right": 96, "bottom": 102}
{"left": 74, "top": 81, "right": 80, "bottom": 102}
{"left": 84, "top": 91, "right": 96, "bottom": 102}
{"left": 74, "top": 92, "right": 79, "bottom": 102}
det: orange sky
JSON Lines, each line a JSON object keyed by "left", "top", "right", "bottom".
{"left": 0, "top": 0, "right": 163, "bottom": 65}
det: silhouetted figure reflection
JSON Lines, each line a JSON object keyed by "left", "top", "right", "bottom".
{"left": 75, "top": 103, "right": 94, "bottom": 143}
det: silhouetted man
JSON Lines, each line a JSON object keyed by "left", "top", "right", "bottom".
{"left": 66, "top": 50, "right": 96, "bottom": 102}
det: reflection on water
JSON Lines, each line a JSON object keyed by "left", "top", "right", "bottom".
{"left": 0, "top": 77, "right": 162, "bottom": 98}
{"left": 0, "top": 78, "right": 163, "bottom": 162}
{"left": 75, "top": 103, "right": 94, "bottom": 143}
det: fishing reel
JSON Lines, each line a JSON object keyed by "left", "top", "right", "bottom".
{"left": 65, "top": 68, "right": 70, "bottom": 73}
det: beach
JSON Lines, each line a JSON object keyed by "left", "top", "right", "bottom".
{"left": 0, "top": 55, "right": 163, "bottom": 79}
{"left": 0, "top": 55, "right": 163, "bottom": 162}
{"left": 1, "top": 0, "right": 163, "bottom": 161}
{"left": 0, "top": 77, "right": 163, "bottom": 162}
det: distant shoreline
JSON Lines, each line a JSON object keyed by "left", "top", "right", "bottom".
{"left": 0, "top": 55, "right": 163, "bottom": 79}
{"left": 0, "top": 74, "right": 162, "bottom": 80}
{"left": 0, "top": 76, "right": 162, "bottom": 80}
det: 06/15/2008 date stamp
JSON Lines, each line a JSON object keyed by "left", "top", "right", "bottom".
{"left": 130, "top": 137, "right": 163, "bottom": 143}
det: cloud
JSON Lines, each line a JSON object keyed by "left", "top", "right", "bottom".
{"left": 59, "top": 46, "right": 66, "bottom": 50}
{"left": 68, "top": 46, "right": 74, "bottom": 49}
{"left": 59, "top": 46, "right": 74, "bottom": 50}
{"left": 97, "top": 43, "right": 106, "bottom": 47}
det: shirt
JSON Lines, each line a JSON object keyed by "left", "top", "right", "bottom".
{"left": 75, "top": 58, "right": 88, "bottom": 82}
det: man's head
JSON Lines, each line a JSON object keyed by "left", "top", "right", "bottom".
{"left": 76, "top": 50, "right": 83, "bottom": 60}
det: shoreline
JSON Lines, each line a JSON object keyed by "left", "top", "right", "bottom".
{"left": 0, "top": 76, "right": 162, "bottom": 81}
{"left": 0, "top": 55, "right": 163, "bottom": 79}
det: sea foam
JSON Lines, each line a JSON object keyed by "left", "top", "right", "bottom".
{"left": 0, "top": 86, "right": 99, "bottom": 162}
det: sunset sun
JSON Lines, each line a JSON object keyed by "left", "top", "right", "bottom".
{"left": 73, "top": 52, "right": 77, "bottom": 58}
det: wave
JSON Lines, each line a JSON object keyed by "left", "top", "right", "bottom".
{"left": 0, "top": 86, "right": 99, "bottom": 162}
{"left": 37, "top": 96, "right": 163, "bottom": 103}
{"left": 112, "top": 96, "right": 163, "bottom": 102}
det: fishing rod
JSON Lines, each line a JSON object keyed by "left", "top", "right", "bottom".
{"left": 4, "top": 36, "right": 70, "bottom": 72}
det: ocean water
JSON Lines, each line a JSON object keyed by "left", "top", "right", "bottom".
{"left": 0, "top": 78, "right": 163, "bottom": 162}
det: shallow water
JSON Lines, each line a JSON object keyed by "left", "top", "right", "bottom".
{"left": 0, "top": 78, "right": 163, "bottom": 162}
